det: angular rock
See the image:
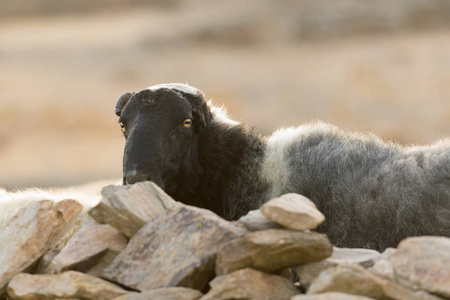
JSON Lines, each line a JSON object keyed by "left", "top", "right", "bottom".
{"left": 389, "top": 236, "right": 450, "bottom": 299}
{"left": 295, "top": 247, "right": 380, "bottom": 289}
{"left": 47, "top": 221, "right": 128, "bottom": 274}
{"left": 307, "top": 264, "right": 383, "bottom": 299}
{"left": 308, "top": 264, "right": 442, "bottom": 300}
{"left": 201, "top": 268, "right": 299, "bottom": 300}
{"left": 261, "top": 193, "right": 325, "bottom": 230}
{"left": 89, "top": 181, "right": 179, "bottom": 237}
{"left": 291, "top": 292, "right": 376, "bottom": 300}
{"left": 103, "top": 205, "right": 248, "bottom": 292}
{"left": 236, "top": 209, "right": 283, "bottom": 231}
{"left": 86, "top": 250, "right": 124, "bottom": 278}
{"left": 7, "top": 271, "right": 130, "bottom": 300}
{"left": 0, "top": 200, "right": 82, "bottom": 294}
{"left": 112, "top": 287, "right": 203, "bottom": 300}
{"left": 216, "top": 229, "right": 332, "bottom": 275}
{"left": 35, "top": 250, "right": 60, "bottom": 274}
{"left": 51, "top": 199, "right": 88, "bottom": 251}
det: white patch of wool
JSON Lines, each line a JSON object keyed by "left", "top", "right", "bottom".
{"left": 261, "top": 123, "right": 334, "bottom": 198}
{"left": 261, "top": 127, "right": 301, "bottom": 199}
{"left": 208, "top": 100, "right": 240, "bottom": 126}
{"left": 0, "top": 179, "right": 119, "bottom": 228}
{"left": 147, "top": 83, "right": 199, "bottom": 95}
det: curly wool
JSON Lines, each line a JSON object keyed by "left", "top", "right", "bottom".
{"left": 179, "top": 102, "right": 449, "bottom": 251}
{"left": 259, "top": 122, "right": 450, "bottom": 250}
{"left": 117, "top": 83, "right": 450, "bottom": 251}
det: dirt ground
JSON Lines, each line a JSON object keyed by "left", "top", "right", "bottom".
{"left": 1, "top": 3, "right": 450, "bottom": 188}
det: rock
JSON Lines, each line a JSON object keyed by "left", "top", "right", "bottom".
{"left": 50, "top": 199, "right": 88, "bottom": 251}
{"left": 308, "top": 264, "right": 442, "bottom": 300}
{"left": 103, "top": 205, "right": 248, "bottom": 292}
{"left": 261, "top": 193, "right": 325, "bottom": 230}
{"left": 368, "top": 248, "right": 396, "bottom": 281}
{"left": 89, "top": 181, "right": 179, "bottom": 237}
{"left": 378, "top": 281, "right": 444, "bottom": 300}
{"left": 291, "top": 292, "right": 376, "bottom": 300}
{"left": 112, "top": 287, "right": 203, "bottom": 300}
{"left": 46, "top": 221, "right": 128, "bottom": 274}
{"left": 6, "top": 271, "right": 130, "bottom": 300}
{"left": 216, "top": 229, "right": 332, "bottom": 275}
{"left": 236, "top": 209, "right": 283, "bottom": 231}
{"left": 379, "top": 248, "right": 397, "bottom": 260}
{"left": 330, "top": 247, "right": 380, "bottom": 268}
{"left": 34, "top": 250, "right": 60, "bottom": 274}
{"left": 0, "top": 200, "right": 82, "bottom": 294}
{"left": 368, "top": 259, "right": 394, "bottom": 282}
{"left": 388, "top": 236, "right": 450, "bottom": 298}
{"left": 307, "top": 264, "right": 385, "bottom": 299}
{"left": 295, "top": 247, "right": 380, "bottom": 289}
{"left": 85, "top": 249, "right": 125, "bottom": 278}
{"left": 201, "top": 268, "right": 299, "bottom": 300}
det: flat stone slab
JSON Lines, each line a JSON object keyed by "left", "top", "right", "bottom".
{"left": 103, "top": 205, "right": 248, "bottom": 292}
{"left": 389, "top": 236, "right": 450, "bottom": 299}
{"left": 308, "top": 264, "right": 442, "bottom": 300}
{"left": 261, "top": 193, "right": 325, "bottom": 230}
{"left": 47, "top": 221, "right": 128, "bottom": 274}
{"left": 0, "top": 200, "right": 82, "bottom": 294}
{"left": 112, "top": 287, "right": 203, "bottom": 300}
{"left": 89, "top": 181, "right": 179, "bottom": 237}
{"left": 7, "top": 271, "right": 130, "bottom": 300}
{"left": 216, "top": 229, "right": 332, "bottom": 275}
{"left": 295, "top": 247, "right": 380, "bottom": 288}
{"left": 236, "top": 209, "right": 283, "bottom": 231}
{"left": 291, "top": 292, "right": 376, "bottom": 300}
{"left": 201, "top": 268, "right": 299, "bottom": 300}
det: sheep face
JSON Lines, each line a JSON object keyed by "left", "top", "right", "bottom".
{"left": 115, "top": 85, "right": 208, "bottom": 192}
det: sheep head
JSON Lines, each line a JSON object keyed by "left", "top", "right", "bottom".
{"left": 115, "top": 84, "right": 210, "bottom": 192}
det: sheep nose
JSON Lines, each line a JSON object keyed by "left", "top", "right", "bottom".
{"left": 123, "top": 171, "right": 150, "bottom": 185}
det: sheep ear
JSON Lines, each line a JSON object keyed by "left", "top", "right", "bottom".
{"left": 193, "top": 109, "right": 206, "bottom": 132}
{"left": 115, "top": 92, "right": 133, "bottom": 116}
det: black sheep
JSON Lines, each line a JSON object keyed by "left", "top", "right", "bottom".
{"left": 115, "top": 83, "right": 450, "bottom": 251}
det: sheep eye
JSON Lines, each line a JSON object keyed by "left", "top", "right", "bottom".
{"left": 182, "top": 119, "right": 192, "bottom": 128}
{"left": 119, "top": 122, "right": 126, "bottom": 132}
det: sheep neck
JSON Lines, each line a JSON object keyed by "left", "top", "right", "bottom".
{"left": 172, "top": 121, "right": 270, "bottom": 220}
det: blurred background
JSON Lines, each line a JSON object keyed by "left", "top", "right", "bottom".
{"left": 1, "top": 0, "right": 450, "bottom": 189}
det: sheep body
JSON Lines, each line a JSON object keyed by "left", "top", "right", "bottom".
{"left": 116, "top": 83, "right": 450, "bottom": 251}
{"left": 201, "top": 113, "right": 450, "bottom": 250}
{"left": 261, "top": 122, "right": 450, "bottom": 249}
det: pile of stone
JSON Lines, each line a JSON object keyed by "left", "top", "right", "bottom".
{"left": 1, "top": 181, "right": 449, "bottom": 300}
